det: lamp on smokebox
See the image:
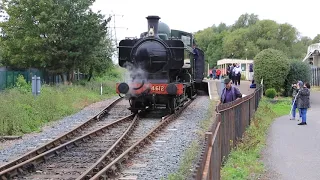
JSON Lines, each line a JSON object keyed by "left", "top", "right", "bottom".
{"left": 148, "top": 27, "right": 155, "bottom": 37}
{"left": 118, "top": 82, "right": 129, "bottom": 94}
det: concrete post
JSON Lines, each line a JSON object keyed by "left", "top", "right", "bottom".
{"left": 100, "top": 83, "right": 103, "bottom": 95}
{"left": 36, "top": 76, "right": 41, "bottom": 95}
{"left": 32, "top": 75, "right": 36, "bottom": 96}
{"left": 32, "top": 75, "right": 41, "bottom": 96}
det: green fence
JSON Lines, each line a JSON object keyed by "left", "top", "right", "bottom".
{"left": 0, "top": 70, "right": 43, "bottom": 90}
{"left": 0, "top": 69, "right": 88, "bottom": 90}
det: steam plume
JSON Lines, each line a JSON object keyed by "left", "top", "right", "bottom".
{"left": 122, "top": 62, "right": 149, "bottom": 97}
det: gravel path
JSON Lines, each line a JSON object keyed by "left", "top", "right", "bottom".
{"left": 261, "top": 92, "right": 320, "bottom": 180}
{"left": 118, "top": 96, "right": 211, "bottom": 180}
{"left": 0, "top": 96, "right": 122, "bottom": 165}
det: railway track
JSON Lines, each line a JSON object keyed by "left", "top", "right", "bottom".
{"left": 85, "top": 98, "right": 193, "bottom": 180}
{"left": 0, "top": 97, "right": 194, "bottom": 180}
{"left": 0, "top": 97, "right": 131, "bottom": 178}
{"left": 15, "top": 115, "right": 138, "bottom": 180}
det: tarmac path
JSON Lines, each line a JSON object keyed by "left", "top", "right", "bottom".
{"left": 262, "top": 91, "right": 320, "bottom": 180}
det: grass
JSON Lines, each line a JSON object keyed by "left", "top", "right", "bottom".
{"left": 220, "top": 97, "right": 291, "bottom": 180}
{"left": 311, "top": 86, "right": 320, "bottom": 92}
{"left": 0, "top": 67, "right": 124, "bottom": 136}
{"left": 166, "top": 99, "right": 217, "bottom": 180}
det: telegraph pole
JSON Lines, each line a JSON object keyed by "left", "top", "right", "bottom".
{"left": 108, "top": 12, "right": 128, "bottom": 63}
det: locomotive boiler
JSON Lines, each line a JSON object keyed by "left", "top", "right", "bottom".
{"left": 116, "top": 15, "right": 206, "bottom": 114}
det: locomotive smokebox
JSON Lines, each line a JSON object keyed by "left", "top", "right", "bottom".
{"left": 146, "top": 15, "right": 160, "bottom": 37}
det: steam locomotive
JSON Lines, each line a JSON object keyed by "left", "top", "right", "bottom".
{"left": 116, "top": 15, "right": 207, "bottom": 114}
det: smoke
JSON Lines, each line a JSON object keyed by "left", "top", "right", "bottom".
{"left": 122, "top": 62, "right": 150, "bottom": 97}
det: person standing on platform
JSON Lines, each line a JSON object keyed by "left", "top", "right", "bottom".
{"left": 219, "top": 78, "right": 242, "bottom": 105}
{"left": 297, "top": 82, "right": 310, "bottom": 125}
{"left": 230, "top": 63, "right": 235, "bottom": 83}
{"left": 249, "top": 63, "right": 254, "bottom": 81}
{"left": 227, "top": 64, "right": 231, "bottom": 78}
{"left": 232, "top": 63, "right": 242, "bottom": 86}
{"left": 212, "top": 67, "right": 216, "bottom": 79}
{"left": 216, "top": 68, "right": 221, "bottom": 79}
{"left": 290, "top": 81, "right": 301, "bottom": 121}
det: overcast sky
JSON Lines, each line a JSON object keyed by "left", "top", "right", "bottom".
{"left": 91, "top": 0, "right": 319, "bottom": 41}
{"left": 91, "top": 0, "right": 319, "bottom": 62}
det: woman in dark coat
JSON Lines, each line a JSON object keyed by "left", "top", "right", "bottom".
{"left": 297, "top": 82, "right": 310, "bottom": 125}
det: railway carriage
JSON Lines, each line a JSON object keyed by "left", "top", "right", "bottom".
{"left": 116, "top": 15, "right": 207, "bottom": 114}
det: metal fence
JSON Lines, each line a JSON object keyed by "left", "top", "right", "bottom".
{"left": 193, "top": 85, "right": 263, "bottom": 180}
{"left": 0, "top": 69, "right": 88, "bottom": 90}
{"left": 0, "top": 70, "right": 43, "bottom": 90}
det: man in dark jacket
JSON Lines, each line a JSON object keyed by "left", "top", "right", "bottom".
{"left": 229, "top": 64, "right": 235, "bottom": 81}
{"left": 249, "top": 63, "right": 254, "bottom": 81}
{"left": 219, "top": 78, "right": 242, "bottom": 105}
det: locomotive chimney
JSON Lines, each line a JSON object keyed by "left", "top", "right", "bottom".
{"left": 146, "top": 15, "right": 160, "bottom": 37}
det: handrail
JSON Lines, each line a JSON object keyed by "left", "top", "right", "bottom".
{"left": 193, "top": 84, "right": 263, "bottom": 180}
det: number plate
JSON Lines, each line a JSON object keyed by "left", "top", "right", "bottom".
{"left": 151, "top": 85, "right": 165, "bottom": 92}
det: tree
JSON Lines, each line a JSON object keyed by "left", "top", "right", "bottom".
{"left": 283, "top": 60, "right": 311, "bottom": 96}
{"left": 194, "top": 27, "right": 227, "bottom": 66}
{"left": 212, "top": 23, "right": 229, "bottom": 33}
{"left": 254, "top": 48, "right": 290, "bottom": 92}
{"left": 195, "top": 13, "right": 311, "bottom": 68}
{"left": 0, "top": 0, "right": 112, "bottom": 83}
{"left": 222, "top": 28, "right": 249, "bottom": 58}
{"left": 231, "top": 13, "right": 259, "bottom": 30}
{"left": 0, "top": 0, "right": 48, "bottom": 68}
{"left": 82, "top": 36, "right": 114, "bottom": 81}
{"left": 312, "top": 34, "right": 320, "bottom": 44}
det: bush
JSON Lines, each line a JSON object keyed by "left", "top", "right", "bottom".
{"left": 283, "top": 60, "right": 311, "bottom": 96}
{"left": 265, "top": 88, "right": 277, "bottom": 98}
{"left": 15, "top": 75, "right": 31, "bottom": 93}
{"left": 254, "top": 48, "right": 290, "bottom": 92}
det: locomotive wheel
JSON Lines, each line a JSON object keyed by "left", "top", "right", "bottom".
{"left": 188, "top": 86, "right": 194, "bottom": 99}
{"left": 167, "top": 97, "right": 177, "bottom": 114}
{"left": 187, "top": 85, "right": 196, "bottom": 100}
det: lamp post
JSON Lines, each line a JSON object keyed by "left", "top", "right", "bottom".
{"left": 245, "top": 48, "right": 248, "bottom": 60}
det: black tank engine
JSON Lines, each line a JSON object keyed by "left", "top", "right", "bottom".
{"left": 116, "top": 15, "right": 207, "bottom": 113}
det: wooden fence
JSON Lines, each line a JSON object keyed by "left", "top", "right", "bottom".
{"left": 193, "top": 85, "right": 263, "bottom": 180}
{"left": 311, "top": 67, "right": 320, "bottom": 86}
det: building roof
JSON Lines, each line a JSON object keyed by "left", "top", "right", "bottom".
{"left": 302, "top": 43, "right": 320, "bottom": 62}
{"left": 217, "top": 58, "right": 254, "bottom": 65}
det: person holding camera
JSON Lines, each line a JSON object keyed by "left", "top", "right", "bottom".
{"left": 290, "top": 81, "right": 302, "bottom": 121}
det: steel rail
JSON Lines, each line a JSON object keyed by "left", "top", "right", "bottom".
{"left": 76, "top": 112, "right": 141, "bottom": 180}
{"left": 0, "top": 97, "right": 122, "bottom": 173}
{"left": 90, "top": 98, "right": 194, "bottom": 179}
{"left": 0, "top": 114, "right": 136, "bottom": 180}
